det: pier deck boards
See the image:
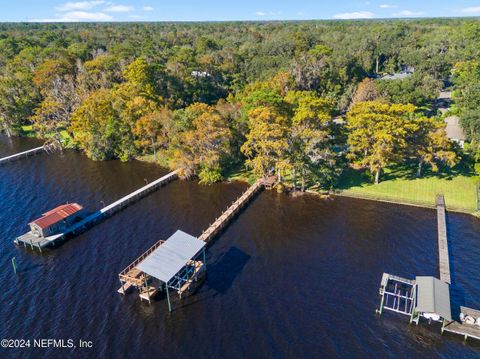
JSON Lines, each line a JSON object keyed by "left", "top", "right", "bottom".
{"left": 118, "top": 239, "right": 166, "bottom": 290}
{"left": 177, "top": 260, "right": 205, "bottom": 296}
{"left": 198, "top": 177, "right": 269, "bottom": 243}
{"left": 443, "top": 307, "right": 480, "bottom": 340}
{"left": 0, "top": 146, "right": 45, "bottom": 166}
{"left": 436, "top": 195, "right": 451, "bottom": 284}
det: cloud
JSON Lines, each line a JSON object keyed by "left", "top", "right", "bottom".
{"left": 143, "top": 6, "right": 154, "bottom": 11}
{"left": 393, "top": 10, "right": 425, "bottom": 17}
{"left": 333, "top": 11, "right": 374, "bottom": 19}
{"left": 103, "top": 4, "right": 133, "bottom": 13}
{"left": 459, "top": 6, "right": 480, "bottom": 14}
{"left": 255, "top": 11, "right": 283, "bottom": 17}
{"left": 380, "top": 4, "right": 397, "bottom": 9}
{"left": 32, "top": 11, "right": 113, "bottom": 22}
{"left": 56, "top": 1, "right": 105, "bottom": 11}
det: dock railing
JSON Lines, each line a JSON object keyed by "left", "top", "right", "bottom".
{"left": 119, "top": 239, "right": 166, "bottom": 280}
{"left": 0, "top": 146, "right": 45, "bottom": 166}
{"left": 198, "top": 178, "right": 265, "bottom": 243}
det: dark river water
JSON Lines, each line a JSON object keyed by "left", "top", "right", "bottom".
{"left": 1, "top": 135, "right": 480, "bottom": 359}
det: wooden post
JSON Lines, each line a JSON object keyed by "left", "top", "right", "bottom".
{"left": 165, "top": 283, "right": 172, "bottom": 312}
{"left": 409, "top": 286, "right": 416, "bottom": 323}
{"left": 379, "top": 295, "right": 384, "bottom": 314}
{"left": 120, "top": 279, "right": 125, "bottom": 295}
{"left": 144, "top": 278, "right": 151, "bottom": 304}
{"left": 12, "top": 257, "right": 18, "bottom": 274}
{"left": 476, "top": 183, "right": 479, "bottom": 211}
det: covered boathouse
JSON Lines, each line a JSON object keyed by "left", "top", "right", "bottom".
{"left": 29, "top": 203, "right": 84, "bottom": 237}
{"left": 119, "top": 230, "right": 206, "bottom": 311}
{"left": 15, "top": 203, "right": 84, "bottom": 250}
{"left": 377, "top": 274, "right": 452, "bottom": 328}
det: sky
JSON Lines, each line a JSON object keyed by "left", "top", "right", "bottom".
{"left": 2, "top": 0, "right": 480, "bottom": 22}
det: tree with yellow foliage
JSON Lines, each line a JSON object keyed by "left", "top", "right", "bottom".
{"left": 347, "top": 101, "right": 417, "bottom": 184}
{"left": 241, "top": 106, "right": 289, "bottom": 178}
{"left": 408, "top": 116, "right": 458, "bottom": 177}
{"left": 170, "top": 103, "right": 232, "bottom": 183}
{"left": 133, "top": 108, "right": 173, "bottom": 161}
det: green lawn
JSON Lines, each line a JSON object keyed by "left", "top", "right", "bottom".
{"left": 20, "top": 125, "right": 74, "bottom": 147}
{"left": 337, "top": 165, "right": 479, "bottom": 213}
{"left": 225, "top": 166, "right": 257, "bottom": 184}
{"left": 21, "top": 125, "right": 35, "bottom": 137}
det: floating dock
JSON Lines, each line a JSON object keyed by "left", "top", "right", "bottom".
{"left": 0, "top": 146, "right": 45, "bottom": 166}
{"left": 118, "top": 176, "right": 277, "bottom": 309}
{"left": 15, "top": 170, "right": 178, "bottom": 251}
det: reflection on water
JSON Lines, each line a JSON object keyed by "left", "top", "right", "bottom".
{"left": 1, "top": 135, "right": 480, "bottom": 358}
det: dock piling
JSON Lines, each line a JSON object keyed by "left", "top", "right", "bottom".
{"left": 11, "top": 257, "right": 18, "bottom": 274}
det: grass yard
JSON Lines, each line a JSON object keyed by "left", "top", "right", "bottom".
{"left": 20, "top": 125, "right": 74, "bottom": 147}
{"left": 337, "top": 165, "right": 479, "bottom": 213}
{"left": 224, "top": 165, "right": 257, "bottom": 184}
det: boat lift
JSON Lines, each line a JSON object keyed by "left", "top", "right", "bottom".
{"left": 377, "top": 273, "right": 417, "bottom": 323}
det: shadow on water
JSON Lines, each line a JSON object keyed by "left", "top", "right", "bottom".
{"left": 170, "top": 247, "right": 251, "bottom": 311}
{"left": 206, "top": 246, "right": 251, "bottom": 294}
{"left": 447, "top": 212, "right": 466, "bottom": 320}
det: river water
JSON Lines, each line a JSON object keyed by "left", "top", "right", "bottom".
{"left": 1, "top": 135, "right": 480, "bottom": 358}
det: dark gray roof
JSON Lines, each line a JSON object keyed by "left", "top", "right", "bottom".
{"left": 415, "top": 276, "right": 452, "bottom": 321}
{"left": 137, "top": 230, "right": 205, "bottom": 283}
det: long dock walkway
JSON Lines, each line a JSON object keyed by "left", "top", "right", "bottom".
{"left": 198, "top": 178, "right": 266, "bottom": 243}
{"left": 15, "top": 170, "right": 178, "bottom": 250}
{"left": 118, "top": 176, "right": 276, "bottom": 296}
{"left": 436, "top": 194, "right": 450, "bottom": 284}
{"left": 0, "top": 146, "right": 45, "bottom": 166}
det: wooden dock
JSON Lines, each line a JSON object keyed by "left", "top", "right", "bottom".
{"left": 99, "top": 170, "right": 178, "bottom": 217}
{"left": 436, "top": 195, "right": 451, "bottom": 284}
{"left": 15, "top": 170, "right": 178, "bottom": 250}
{"left": 117, "top": 176, "right": 276, "bottom": 303}
{"left": 119, "top": 239, "right": 166, "bottom": 290}
{"left": 198, "top": 177, "right": 270, "bottom": 243}
{"left": 0, "top": 146, "right": 45, "bottom": 166}
{"left": 443, "top": 307, "right": 480, "bottom": 341}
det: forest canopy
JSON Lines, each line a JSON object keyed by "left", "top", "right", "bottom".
{"left": 0, "top": 19, "right": 475, "bottom": 185}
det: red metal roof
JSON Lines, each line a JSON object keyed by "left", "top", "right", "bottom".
{"left": 30, "top": 203, "right": 83, "bottom": 230}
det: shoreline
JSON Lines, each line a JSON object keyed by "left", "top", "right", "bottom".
{"left": 136, "top": 158, "right": 480, "bottom": 218}
{"left": 223, "top": 171, "right": 478, "bottom": 217}
{"left": 5, "top": 134, "right": 478, "bottom": 217}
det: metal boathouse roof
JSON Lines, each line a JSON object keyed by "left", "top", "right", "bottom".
{"left": 415, "top": 276, "right": 452, "bottom": 321}
{"left": 137, "top": 230, "right": 205, "bottom": 283}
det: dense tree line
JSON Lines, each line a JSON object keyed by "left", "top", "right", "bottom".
{"left": 0, "top": 19, "right": 474, "bottom": 185}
